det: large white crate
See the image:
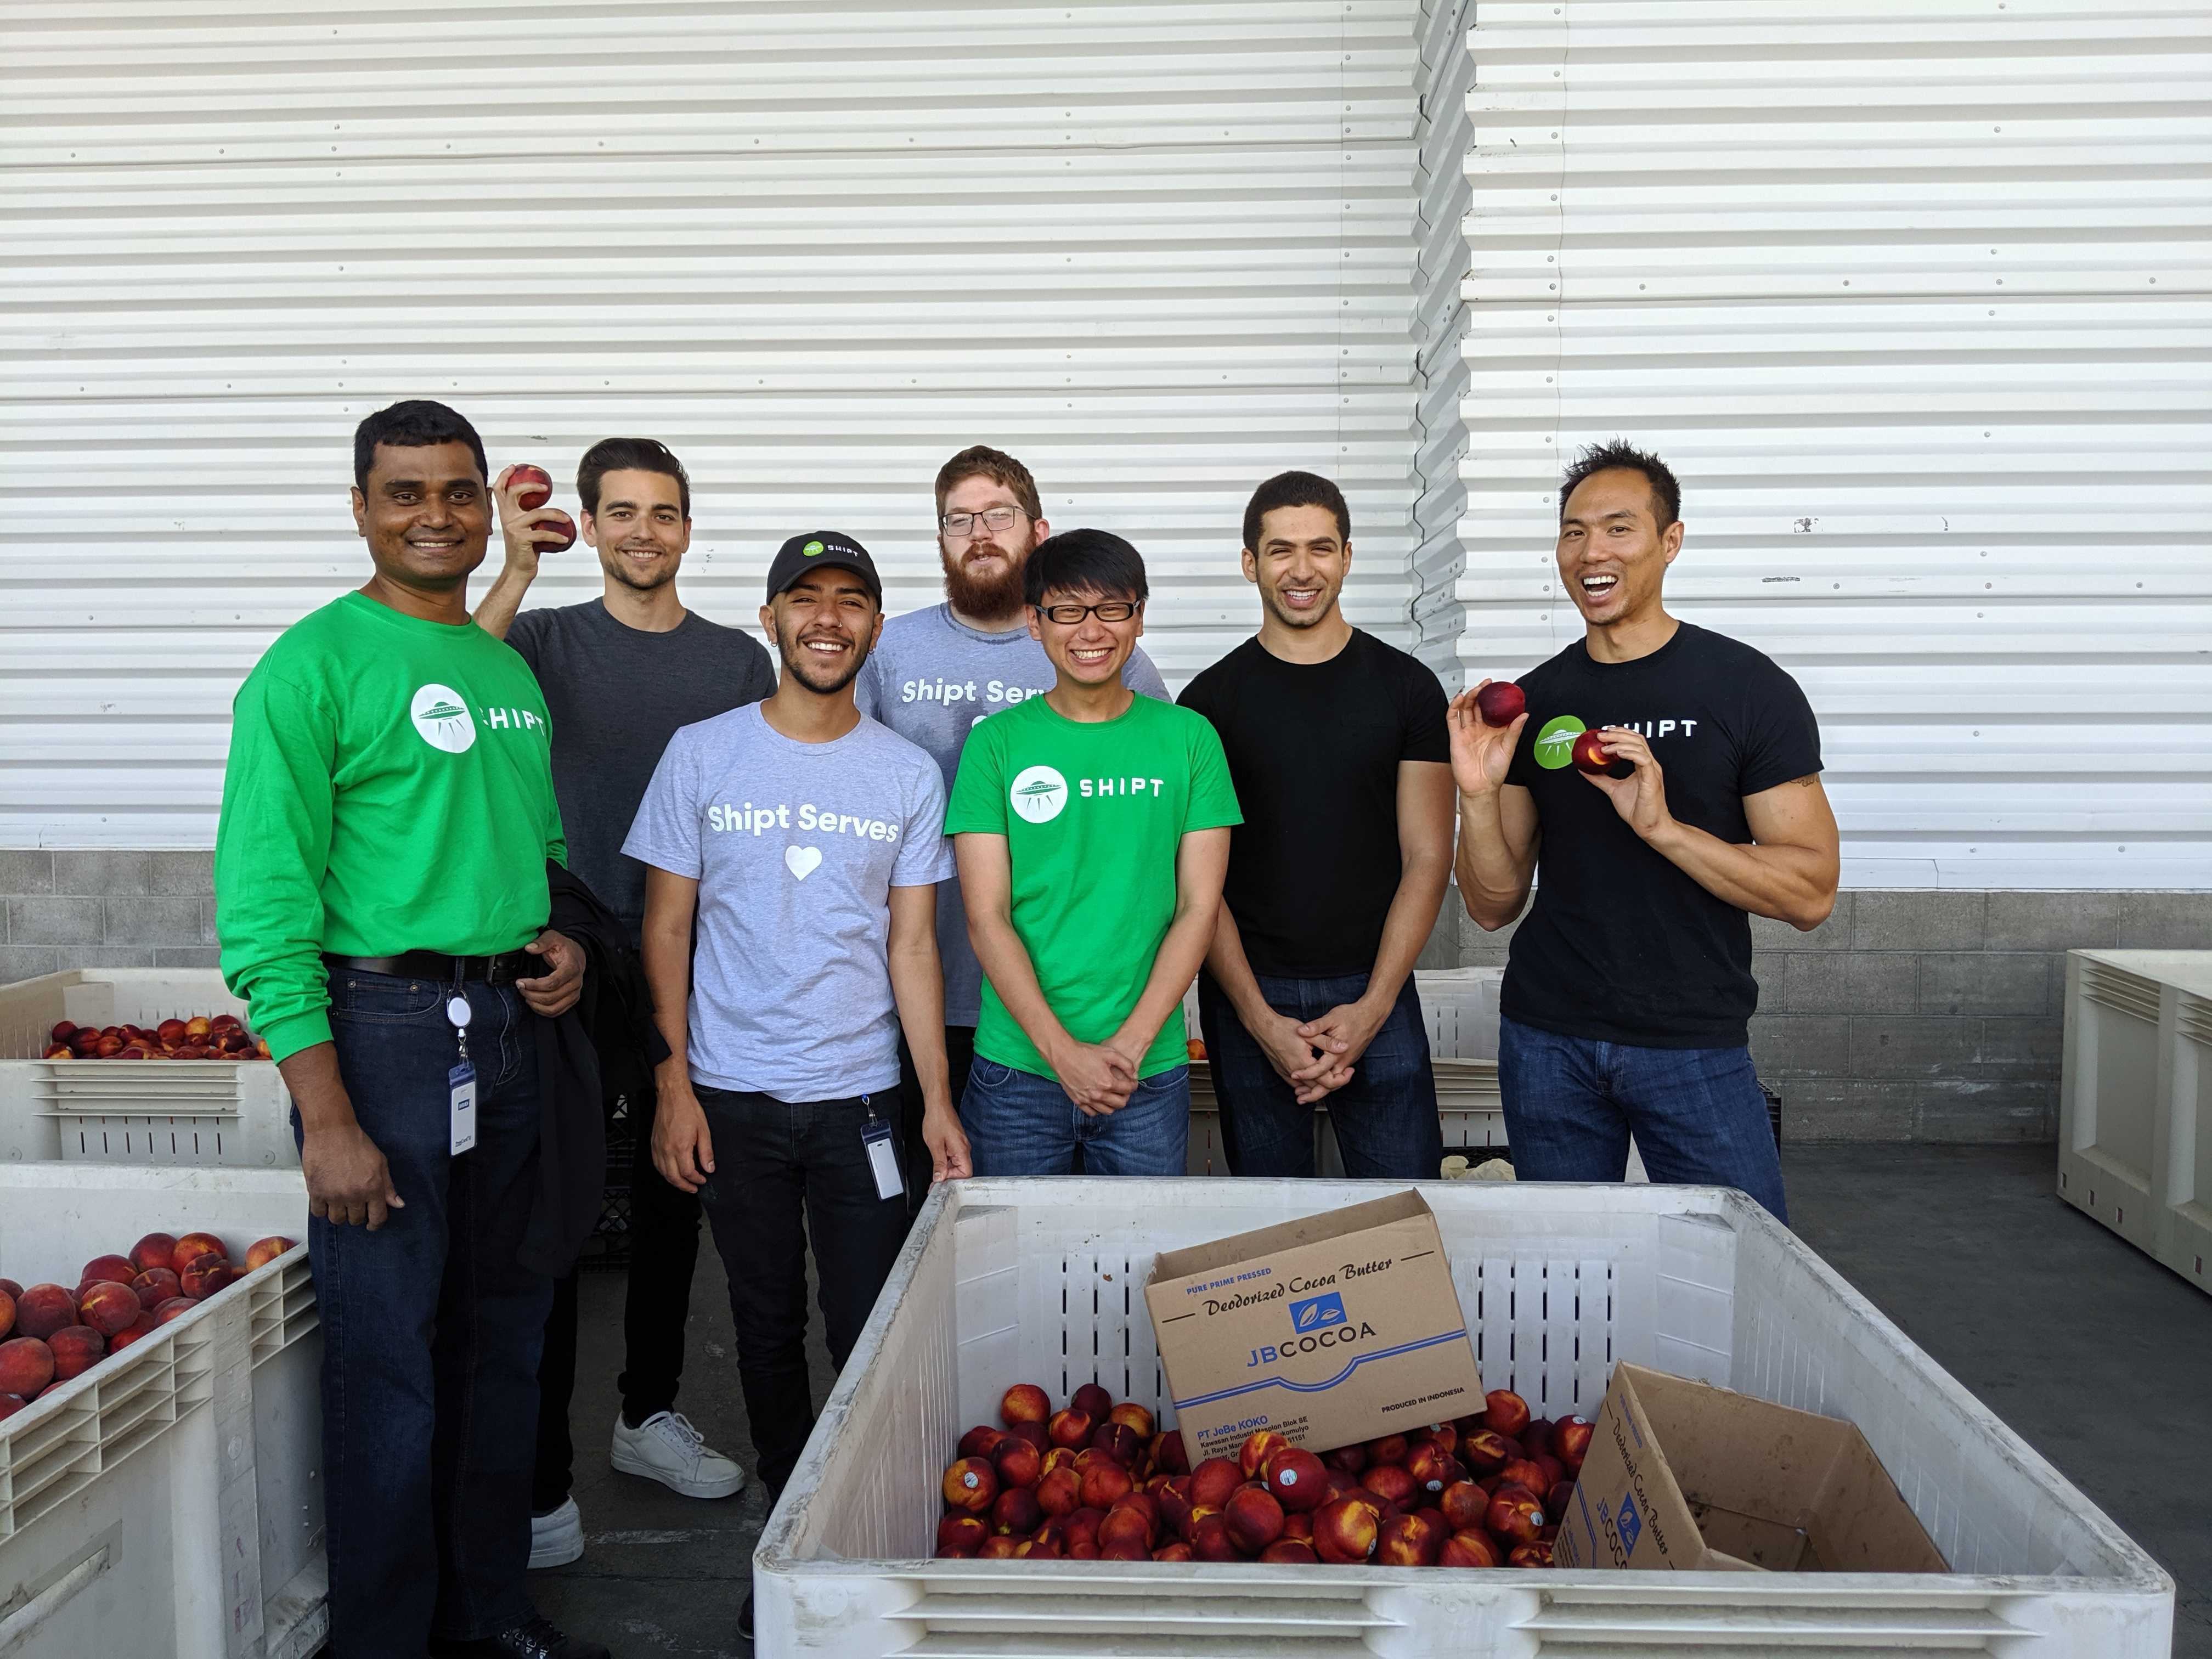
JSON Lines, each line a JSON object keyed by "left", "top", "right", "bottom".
{"left": 0, "top": 970, "right": 296, "bottom": 1170}
{"left": 0, "top": 1165, "right": 323, "bottom": 1659}
{"left": 756, "top": 1178, "right": 2172, "bottom": 1658}
{"left": 2060, "top": 950, "right": 2212, "bottom": 1295}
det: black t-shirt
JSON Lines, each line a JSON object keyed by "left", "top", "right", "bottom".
{"left": 1180, "top": 630, "right": 1449, "bottom": 977}
{"left": 507, "top": 600, "right": 776, "bottom": 939}
{"left": 1501, "top": 622, "right": 1821, "bottom": 1049}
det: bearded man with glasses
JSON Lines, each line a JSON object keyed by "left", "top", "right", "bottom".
{"left": 857, "top": 447, "right": 1169, "bottom": 1197}
{"left": 945, "top": 530, "right": 1240, "bottom": 1177}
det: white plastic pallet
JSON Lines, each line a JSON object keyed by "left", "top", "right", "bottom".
{"left": 0, "top": 1164, "right": 323, "bottom": 1659}
{"left": 757, "top": 1178, "right": 2172, "bottom": 1658}
{"left": 2059, "top": 950, "right": 2212, "bottom": 1295}
{"left": 0, "top": 970, "right": 296, "bottom": 1169}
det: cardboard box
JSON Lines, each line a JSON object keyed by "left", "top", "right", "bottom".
{"left": 1554, "top": 1362, "right": 1948, "bottom": 1574}
{"left": 1142, "top": 1190, "right": 1482, "bottom": 1463}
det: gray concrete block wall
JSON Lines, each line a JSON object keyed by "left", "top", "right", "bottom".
{"left": 2, "top": 854, "right": 2207, "bottom": 1143}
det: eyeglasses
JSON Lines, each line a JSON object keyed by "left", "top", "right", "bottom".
{"left": 940, "top": 506, "right": 1029, "bottom": 538}
{"left": 1035, "top": 600, "right": 1139, "bottom": 625}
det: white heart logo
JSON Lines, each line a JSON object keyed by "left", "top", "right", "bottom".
{"left": 785, "top": 845, "right": 823, "bottom": 881}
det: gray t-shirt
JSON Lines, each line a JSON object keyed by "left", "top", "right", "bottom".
{"left": 623, "top": 703, "right": 954, "bottom": 1101}
{"left": 507, "top": 600, "right": 775, "bottom": 939}
{"left": 855, "top": 602, "right": 1171, "bottom": 1025}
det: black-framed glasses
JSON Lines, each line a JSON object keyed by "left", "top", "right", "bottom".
{"left": 1035, "top": 600, "right": 1139, "bottom": 625}
{"left": 940, "top": 506, "right": 1029, "bottom": 538}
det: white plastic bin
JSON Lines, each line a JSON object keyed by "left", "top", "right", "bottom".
{"left": 755, "top": 1178, "right": 2172, "bottom": 1657}
{"left": 1186, "top": 968, "right": 1506, "bottom": 1176}
{"left": 0, "top": 970, "right": 296, "bottom": 1170}
{"left": 2060, "top": 949, "right": 2212, "bottom": 1295}
{"left": 0, "top": 1165, "right": 323, "bottom": 1659}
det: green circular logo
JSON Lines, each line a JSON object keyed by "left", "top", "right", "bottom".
{"left": 1533, "top": 714, "right": 1586, "bottom": 770}
{"left": 802, "top": 539, "right": 825, "bottom": 557}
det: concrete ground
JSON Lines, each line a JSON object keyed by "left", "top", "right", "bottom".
{"left": 526, "top": 1144, "right": 2210, "bottom": 1659}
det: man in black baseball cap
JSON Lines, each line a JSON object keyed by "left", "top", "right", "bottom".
{"left": 765, "top": 531, "right": 883, "bottom": 606}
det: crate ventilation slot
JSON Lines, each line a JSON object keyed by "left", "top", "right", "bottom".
{"left": 1521, "top": 1591, "right": 2022, "bottom": 1654}
{"left": 2179, "top": 993, "right": 2212, "bottom": 1049}
{"left": 2080, "top": 963, "right": 2159, "bottom": 1025}
{"left": 888, "top": 1579, "right": 1393, "bottom": 1656}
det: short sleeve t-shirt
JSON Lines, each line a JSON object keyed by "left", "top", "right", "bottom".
{"left": 623, "top": 704, "right": 954, "bottom": 1101}
{"left": 1502, "top": 623, "right": 1822, "bottom": 1049}
{"left": 856, "top": 603, "right": 1171, "bottom": 1026}
{"left": 945, "top": 692, "right": 1242, "bottom": 1080}
{"left": 507, "top": 601, "right": 775, "bottom": 939}
{"left": 1180, "top": 630, "right": 1448, "bottom": 976}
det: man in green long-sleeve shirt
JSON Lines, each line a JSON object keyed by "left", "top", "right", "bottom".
{"left": 215, "top": 399, "right": 609, "bottom": 1659}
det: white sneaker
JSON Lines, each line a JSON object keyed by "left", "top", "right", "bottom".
{"left": 529, "top": 1496, "right": 584, "bottom": 1570}
{"left": 610, "top": 1408, "right": 747, "bottom": 1499}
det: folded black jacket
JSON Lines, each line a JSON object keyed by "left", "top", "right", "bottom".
{"left": 519, "top": 862, "right": 667, "bottom": 1277}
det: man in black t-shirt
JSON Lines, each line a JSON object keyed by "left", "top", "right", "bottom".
{"left": 475, "top": 438, "right": 772, "bottom": 1563}
{"left": 1449, "top": 441, "right": 1839, "bottom": 1220}
{"left": 1181, "top": 472, "right": 1455, "bottom": 1177}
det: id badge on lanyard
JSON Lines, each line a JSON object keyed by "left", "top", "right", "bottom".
{"left": 446, "top": 988, "right": 477, "bottom": 1156}
{"left": 861, "top": 1094, "right": 903, "bottom": 1203}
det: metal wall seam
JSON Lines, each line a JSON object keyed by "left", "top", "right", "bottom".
{"left": 0, "top": 3, "right": 1430, "bottom": 848}
{"left": 1458, "top": 1, "right": 2212, "bottom": 890}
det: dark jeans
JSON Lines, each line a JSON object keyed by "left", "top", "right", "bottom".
{"left": 1197, "top": 970, "right": 1443, "bottom": 1180}
{"left": 308, "top": 969, "right": 551, "bottom": 1655}
{"left": 532, "top": 1079, "right": 706, "bottom": 1512}
{"left": 895, "top": 1024, "right": 978, "bottom": 1217}
{"left": 692, "top": 1082, "right": 910, "bottom": 1498}
{"left": 960, "top": 1058, "right": 1190, "bottom": 1176}
{"left": 1497, "top": 1014, "right": 1788, "bottom": 1222}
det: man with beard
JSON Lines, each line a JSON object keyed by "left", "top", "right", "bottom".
{"left": 629, "top": 533, "right": 971, "bottom": 1647}
{"left": 856, "top": 445, "right": 1169, "bottom": 1197}
{"left": 1180, "top": 472, "right": 1455, "bottom": 1177}
{"left": 472, "top": 440, "right": 770, "bottom": 1562}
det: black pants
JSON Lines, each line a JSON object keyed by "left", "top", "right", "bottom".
{"left": 532, "top": 1081, "right": 708, "bottom": 1513}
{"left": 895, "top": 1024, "right": 977, "bottom": 1218}
{"left": 692, "top": 1082, "right": 910, "bottom": 1497}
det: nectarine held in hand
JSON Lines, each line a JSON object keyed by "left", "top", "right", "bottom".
{"left": 1474, "top": 680, "right": 1525, "bottom": 726}
{"left": 1570, "top": 727, "right": 1634, "bottom": 779}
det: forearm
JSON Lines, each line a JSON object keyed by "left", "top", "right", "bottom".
{"left": 1645, "top": 820, "right": 1838, "bottom": 928}
{"left": 1453, "top": 790, "right": 1533, "bottom": 929}
{"left": 888, "top": 939, "right": 953, "bottom": 1113}
{"left": 1114, "top": 897, "right": 1218, "bottom": 1058}
{"left": 639, "top": 924, "right": 694, "bottom": 1084}
{"left": 966, "top": 911, "right": 1075, "bottom": 1063}
{"left": 471, "top": 558, "right": 535, "bottom": 640}
{"left": 275, "top": 1041, "right": 354, "bottom": 1133}
{"left": 1362, "top": 847, "right": 1451, "bottom": 1011}
{"left": 1203, "top": 904, "right": 1278, "bottom": 1030}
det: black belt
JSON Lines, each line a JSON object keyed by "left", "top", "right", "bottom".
{"left": 324, "top": 950, "right": 537, "bottom": 986}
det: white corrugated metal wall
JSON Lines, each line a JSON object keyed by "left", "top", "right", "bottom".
{"left": 0, "top": 1, "right": 1426, "bottom": 849}
{"left": 1459, "top": 2, "right": 2212, "bottom": 890}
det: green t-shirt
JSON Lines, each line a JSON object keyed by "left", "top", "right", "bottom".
{"left": 215, "top": 592, "right": 566, "bottom": 1062}
{"left": 945, "top": 691, "right": 1241, "bottom": 1080}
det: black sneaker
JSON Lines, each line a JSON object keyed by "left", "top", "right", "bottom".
{"left": 428, "top": 1613, "right": 611, "bottom": 1659}
{"left": 738, "top": 1590, "right": 754, "bottom": 1644}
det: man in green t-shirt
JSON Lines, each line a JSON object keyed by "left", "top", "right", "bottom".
{"left": 947, "top": 529, "right": 1240, "bottom": 1175}
{"left": 214, "top": 400, "right": 607, "bottom": 1659}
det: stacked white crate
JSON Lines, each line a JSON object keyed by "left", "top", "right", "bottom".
{"left": 2059, "top": 950, "right": 2212, "bottom": 1295}
{"left": 0, "top": 969, "right": 322, "bottom": 1658}
{"left": 756, "top": 1177, "right": 2172, "bottom": 1656}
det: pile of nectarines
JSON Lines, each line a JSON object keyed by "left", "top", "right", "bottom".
{"left": 0, "top": 1231, "right": 296, "bottom": 1420}
{"left": 938, "top": 1383, "right": 1590, "bottom": 1568}
{"left": 41, "top": 1014, "right": 269, "bottom": 1062}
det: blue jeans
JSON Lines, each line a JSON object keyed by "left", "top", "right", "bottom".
{"left": 1197, "top": 970, "right": 1443, "bottom": 1180}
{"left": 691, "top": 1084, "right": 911, "bottom": 1498}
{"left": 1497, "top": 1014, "right": 1787, "bottom": 1221}
{"left": 306, "top": 969, "right": 551, "bottom": 1655}
{"left": 961, "top": 1057, "right": 1190, "bottom": 1176}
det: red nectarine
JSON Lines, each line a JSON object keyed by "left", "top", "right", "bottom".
{"left": 0, "top": 1337, "right": 53, "bottom": 1397}
{"left": 942, "top": 1457, "right": 997, "bottom": 1513}
{"left": 1439, "top": 1528, "right": 1503, "bottom": 1568}
{"left": 1482, "top": 1389, "right": 1531, "bottom": 1437}
{"left": 1000, "top": 1383, "right": 1049, "bottom": 1427}
{"left": 1189, "top": 1456, "right": 1242, "bottom": 1510}
{"left": 1375, "top": 1511, "right": 1441, "bottom": 1567}
{"left": 1239, "top": 1429, "right": 1289, "bottom": 1481}
{"left": 1257, "top": 1537, "right": 1317, "bottom": 1564}
{"left": 77, "top": 1281, "right": 140, "bottom": 1338}
{"left": 1069, "top": 1382, "right": 1113, "bottom": 1420}
{"left": 1264, "top": 1446, "right": 1328, "bottom": 1513}
{"left": 1312, "top": 1494, "right": 1380, "bottom": 1563}
{"left": 1475, "top": 680, "right": 1526, "bottom": 726}
{"left": 1223, "top": 1486, "right": 1284, "bottom": 1554}
{"left": 48, "top": 1325, "right": 104, "bottom": 1381}
{"left": 14, "top": 1285, "right": 75, "bottom": 1341}
{"left": 171, "top": 1234, "right": 228, "bottom": 1276}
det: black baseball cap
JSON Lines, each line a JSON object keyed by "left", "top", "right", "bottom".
{"left": 765, "top": 531, "right": 882, "bottom": 604}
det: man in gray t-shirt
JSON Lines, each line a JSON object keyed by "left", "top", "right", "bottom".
{"left": 855, "top": 445, "right": 1168, "bottom": 1161}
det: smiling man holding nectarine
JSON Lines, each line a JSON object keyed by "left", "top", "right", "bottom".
{"left": 1448, "top": 440, "right": 1840, "bottom": 1220}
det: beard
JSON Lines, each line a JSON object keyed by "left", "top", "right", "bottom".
{"left": 1260, "top": 580, "right": 1338, "bottom": 631}
{"left": 776, "top": 625, "right": 870, "bottom": 696}
{"left": 600, "top": 546, "right": 678, "bottom": 594}
{"left": 941, "top": 540, "right": 1026, "bottom": 619}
